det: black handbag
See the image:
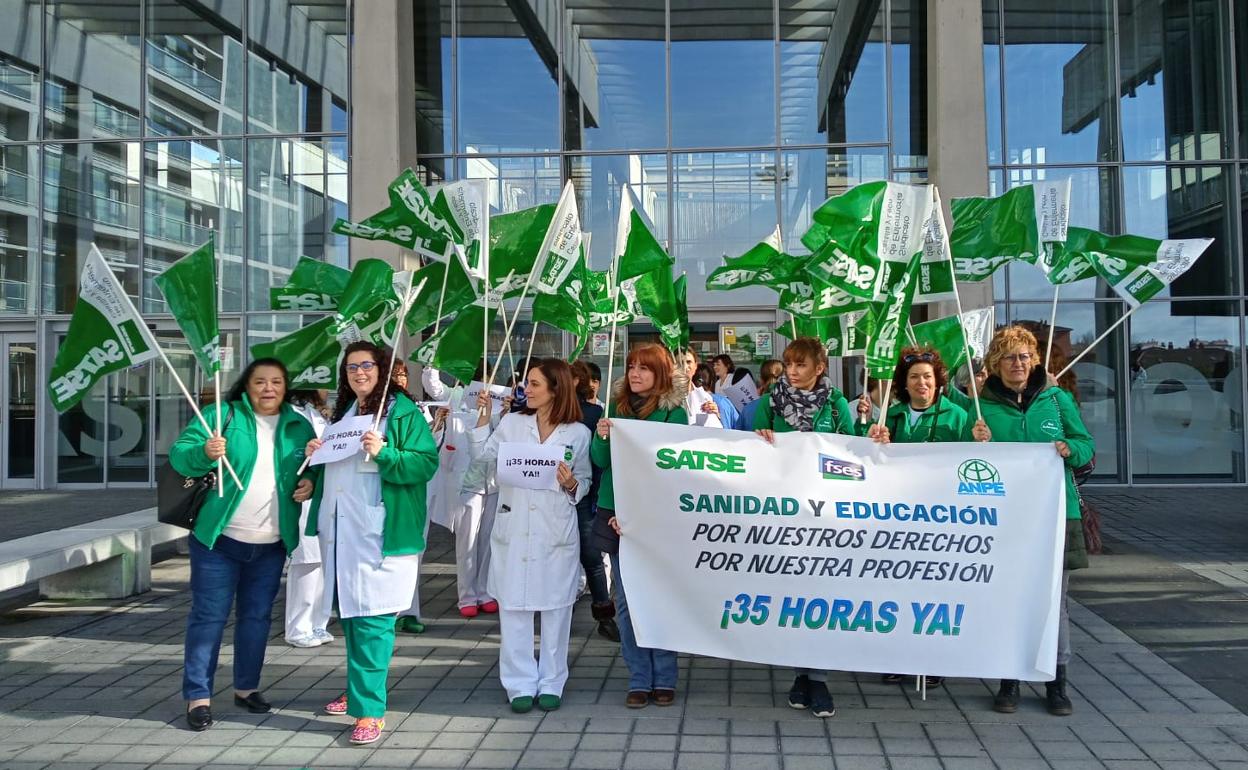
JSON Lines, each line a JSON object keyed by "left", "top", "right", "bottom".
{"left": 157, "top": 407, "right": 234, "bottom": 530}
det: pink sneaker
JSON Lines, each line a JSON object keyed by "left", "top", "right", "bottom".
{"left": 324, "top": 694, "right": 348, "bottom": 715}
{"left": 459, "top": 605, "right": 479, "bottom": 618}
{"left": 350, "top": 717, "right": 385, "bottom": 745}
{"left": 478, "top": 600, "right": 499, "bottom": 614}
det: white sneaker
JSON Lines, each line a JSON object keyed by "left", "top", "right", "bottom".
{"left": 312, "top": 628, "right": 335, "bottom": 644}
{"left": 286, "top": 634, "right": 322, "bottom": 648}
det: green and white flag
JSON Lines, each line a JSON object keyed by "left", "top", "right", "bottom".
{"left": 532, "top": 245, "right": 591, "bottom": 356}
{"left": 269, "top": 256, "right": 351, "bottom": 312}
{"left": 615, "top": 184, "right": 673, "bottom": 283}
{"left": 634, "top": 264, "right": 683, "bottom": 352}
{"left": 910, "top": 306, "right": 995, "bottom": 375}
{"left": 912, "top": 189, "right": 958, "bottom": 305}
{"left": 705, "top": 226, "right": 801, "bottom": 291}
{"left": 532, "top": 182, "right": 584, "bottom": 295}
{"left": 779, "top": 276, "right": 871, "bottom": 319}
{"left": 429, "top": 305, "right": 498, "bottom": 385}
{"left": 250, "top": 316, "right": 341, "bottom": 389}
{"left": 782, "top": 311, "right": 874, "bottom": 358}
{"left": 49, "top": 245, "right": 159, "bottom": 412}
{"left": 433, "top": 179, "right": 490, "bottom": 280}
{"left": 334, "top": 258, "right": 396, "bottom": 331}
{"left": 403, "top": 254, "right": 479, "bottom": 334}
{"left": 674, "top": 273, "right": 690, "bottom": 352}
{"left": 803, "top": 181, "right": 933, "bottom": 302}
{"left": 865, "top": 252, "right": 922, "bottom": 378}
{"left": 1089, "top": 234, "right": 1213, "bottom": 307}
{"left": 586, "top": 270, "right": 639, "bottom": 331}
{"left": 489, "top": 203, "right": 556, "bottom": 298}
{"left": 951, "top": 180, "right": 1070, "bottom": 281}
{"left": 154, "top": 236, "right": 220, "bottom": 375}
{"left": 332, "top": 168, "right": 458, "bottom": 262}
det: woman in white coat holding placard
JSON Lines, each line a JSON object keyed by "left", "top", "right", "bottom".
{"left": 284, "top": 390, "right": 334, "bottom": 647}
{"left": 462, "top": 357, "right": 591, "bottom": 714}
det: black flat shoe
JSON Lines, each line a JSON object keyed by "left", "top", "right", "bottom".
{"left": 186, "top": 705, "right": 212, "bottom": 731}
{"left": 233, "top": 692, "right": 272, "bottom": 714}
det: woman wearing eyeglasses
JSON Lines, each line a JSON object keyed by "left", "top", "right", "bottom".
{"left": 975, "top": 325, "right": 1094, "bottom": 718}
{"left": 858, "top": 346, "right": 989, "bottom": 688}
{"left": 303, "top": 342, "right": 439, "bottom": 745}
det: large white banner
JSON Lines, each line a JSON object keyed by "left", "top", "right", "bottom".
{"left": 611, "top": 421, "right": 1065, "bottom": 681}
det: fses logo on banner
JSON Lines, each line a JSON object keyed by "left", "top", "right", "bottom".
{"left": 610, "top": 421, "right": 1066, "bottom": 681}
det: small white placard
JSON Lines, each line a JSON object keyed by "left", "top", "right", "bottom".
{"left": 463, "top": 380, "right": 511, "bottom": 414}
{"left": 496, "top": 441, "right": 564, "bottom": 491}
{"left": 308, "top": 415, "right": 374, "bottom": 466}
{"left": 687, "top": 387, "right": 723, "bottom": 429}
{"left": 720, "top": 377, "right": 759, "bottom": 413}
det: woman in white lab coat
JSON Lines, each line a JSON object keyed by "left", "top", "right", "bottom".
{"left": 462, "top": 358, "right": 591, "bottom": 714}
{"left": 284, "top": 389, "right": 333, "bottom": 647}
{"left": 303, "top": 342, "right": 439, "bottom": 746}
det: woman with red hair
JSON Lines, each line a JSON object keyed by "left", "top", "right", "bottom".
{"left": 590, "top": 344, "right": 689, "bottom": 708}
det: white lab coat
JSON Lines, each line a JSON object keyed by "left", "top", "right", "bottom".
{"left": 290, "top": 404, "right": 329, "bottom": 566}
{"left": 463, "top": 413, "right": 591, "bottom": 612}
{"left": 318, "top": 402, "right": 421, "bottom": 619}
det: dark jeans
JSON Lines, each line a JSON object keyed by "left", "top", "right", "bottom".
{"left": 576, "top": 497, "right": 610, "bottom": 605}
{"left": 183, "top": 534, "right": 286, "bottom": 700}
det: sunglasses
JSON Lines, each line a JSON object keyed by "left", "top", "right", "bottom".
{"left": 902, "top": 352, "right": 935, "bottom": 364}
{"left": 346, "top": 361, "right": 378, "bottom": 373}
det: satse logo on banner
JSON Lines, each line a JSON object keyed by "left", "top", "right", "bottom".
{"left": 819, "top": 454, "right": 865, "bottom": 481}
{"left": 957, "top": 459, "right": 1005, "bottom": 496}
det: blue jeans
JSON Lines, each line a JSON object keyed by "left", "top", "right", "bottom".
{"left": 183, "top": 534, "right": 287, "bottom": 700}
{"left": 612, "top": 556, "right": 678, "bottom": 692}
{"left": 576, "top": 496, "right": 610, "bottom": 605}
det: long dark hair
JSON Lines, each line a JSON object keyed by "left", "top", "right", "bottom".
{"left": 225, "top": 358, "right": 293, "bottom": 406}
{"left": 519, "top": 358, "right": 583, "bottom": 425}
{"left": 331, "top": 341, "right": 412, "bottom": 421}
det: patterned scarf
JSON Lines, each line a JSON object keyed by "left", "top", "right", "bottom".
{"left": 769, "top": 374, "right": 831, "bottom": 432}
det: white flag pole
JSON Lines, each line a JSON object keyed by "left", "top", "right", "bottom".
{"left": 431, "top": 252, "right": 452, "bottom": 336}
{"left": 601, "top": 268, "right": 624, "bottom": 418}
{"left": 214, "top": 369, "right": 223, "bottom": 497}
{"left": 1056, "top": 306, "right": 1137, "bottom": 380}
{"left": 858, "top": 345, "right": 871, "bottom": 425}
{"left": 363, "top": 271, "right": 424, "bottom": 462}
{"left": 1044, "top": 285, "right": 1060, "bottom": 373}
{"left": 875, "top": 378, "right": 894, "bottom": 428}
{"left": 934, "top": 188, "right": 982, "bottom": 421}
{"left": 522, "top": 321, "right": 541, "bottom": 379}
{"left": 487, "top": 270, "right": 529, "bottom": 385}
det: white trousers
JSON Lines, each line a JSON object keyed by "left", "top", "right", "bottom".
{"left": 285, "top": 562, "right": 330, "bottom": 640}
{"left": 400, "top": 510, "right": 435, "bottom": 620}
{"left": 498, "top": 605, "right": 573, "bottom": 700}
{"left": 455, "top": 493, "right": 496, "bottom": 608}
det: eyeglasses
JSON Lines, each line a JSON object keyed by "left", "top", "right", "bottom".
{"left": 902, "top": 352, "right": 935, "bottom": 364}
{"left": 1002, "top": 353, "right": 1033, "bottom": 364}
{"left": 346, "top": 361, "right": 377, "bottom": 373}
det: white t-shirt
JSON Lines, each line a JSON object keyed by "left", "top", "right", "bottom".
{"left": 906, "top": 406, "right": 929, "bottom": 428}
{"left": 223, "top": 413, "right": 281, "bottom": 544}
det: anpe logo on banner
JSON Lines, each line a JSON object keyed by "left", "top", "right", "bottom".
{"left": 818, "top": 454, "right": 865, "bottom": 481}
{"left": 957, "top": 459, "right": 1005, "bottom": 496}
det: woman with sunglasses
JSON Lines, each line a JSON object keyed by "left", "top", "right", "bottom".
{"left": 858, "top": 346, "right": 988, "bottom": 688}
{"left": 303, "top": 342, "right": 439, "bottom": 745}
{"left": 976, "top": 326, "right": 1094, "bottom": 718}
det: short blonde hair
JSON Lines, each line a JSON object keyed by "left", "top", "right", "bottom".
{"left": 985, "top": 325, "right": 1039, "bottom": 377}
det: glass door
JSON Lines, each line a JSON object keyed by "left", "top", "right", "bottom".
{"left": 2, "top": 334, "right": 36, "bottom": 488}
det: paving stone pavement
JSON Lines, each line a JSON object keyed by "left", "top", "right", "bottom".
{"left": 3, "top": 511, "right": 1248, "bottom": 769}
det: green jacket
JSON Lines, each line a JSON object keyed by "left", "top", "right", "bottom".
{"left": 977, "top": 370, "right": 1094, "bottom": 521}
{"left": 306, "top": 394, "right": 439, "bottom": 556}
{"left": 170, "top": 397, "right": 316, "bottom": 554}
{"left": 857, "top": 394, "right": 971, "bottom": 443}
{"left": 751, "top": 386, "right": 853, "bottom": 435}
{"left": 590, "top": 379, "right": 688, "bottom": 511}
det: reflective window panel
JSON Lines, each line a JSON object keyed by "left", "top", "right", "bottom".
{"left": 1118, "top": 0, "right": 1231, "bottom": 162}
{"left": 490, "top": 320, "right": 563, "bottom": 386}
{"left": 1000, "top": 0, "right": 1117, "bottom": 164}
{"left": 983, "top": 0, "right": 1003, "bottom": 165}
{"left": 0, "top": 144, "right": 38, "bottom": 313}
{"left": 674, "top": 151, "right": 776, "bottom": 308}
{"left": 107, "top": 360, "right": 149, "bottom": 483}
{"left": 248, "top": 0, "right": 348, "bottom": 134}
{"left": 459, "top": 156, "right": 562, "bottom": 215}
{"left": 671, "top": 0, "right": 776, "bottom": 149}
{"left": 1122, "top": 165, "right": 1236, "bottom": 299}
{"left": 891, "top": 0, "right": 927, "bottom": 168}
{"left": 781, "top": 147, "right": 888, "bottom": 257}
{"left": 567, "top": 154, "right": 668, "bottom": 273}
{"left": 144, "top": 139, "right": 245, "bottom": 313}
{"left": 44, "top": 0, "right": 142, "bottom": 140}
{"left": 146, "top": 0, "right": 244, "bottom": 138}
{"left": 0, "top": 0, "right": 41, "bottom": 141}
{"left": 457, "top": 0, "right": 558, "bottom": 154}
{"left": 779, "top": 0, "right": 887, "bottom": 147}
{"left": 1240, "top": 4, "right": 1248, "bottom": 157}
{"left": 246, "top": 136, "right": 348, "bottom": 310}
{"left": 1003, "top": 166, "right": 1119, "bottom": 300}
{"left": 1128, "top": 300, "right": 1243, "bottom": 483}
{"left": 7, "top": 338, "right": 36, "bottom": 480}
{"left": 1011, "top": 301, "right": 1127, "bottom": 482}
{"left": 43, "top": 142, "right": 142, "bottom": 313}
{"left": 563, "top": 0, "right": 665, "bottom": 152}
{"left": 57, "top": 373, "right": 104, "bottom": 484}
{"left": 415, "top": 0, "right": 452, "bottom": 156}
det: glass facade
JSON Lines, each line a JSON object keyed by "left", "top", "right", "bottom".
{"left": 416, "top": 0, "right": 925, "bottom": 379}
{"left": 985, "top": 0, "right": 1247, "bottom": 484}
{"left": 1, "top": 0, "right": 348, "bottom": 487}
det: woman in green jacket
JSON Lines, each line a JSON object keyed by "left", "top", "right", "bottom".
{"left": 977, "top": 325, "right": 1094, "bottom": 718}
{"left": 591, "top": 343, "right": 688, "bottom": 709}
{"left": 304, "top": 342, "right": 439, "bottom": 745}
{"left": 859, "top": 346, "right": 989, "bottom": 687}
{"left": 752, "top": 337, "right": 851, "bottom": 719}
{"left": 171, "top": 358, "right": 317, "bottom": 732}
